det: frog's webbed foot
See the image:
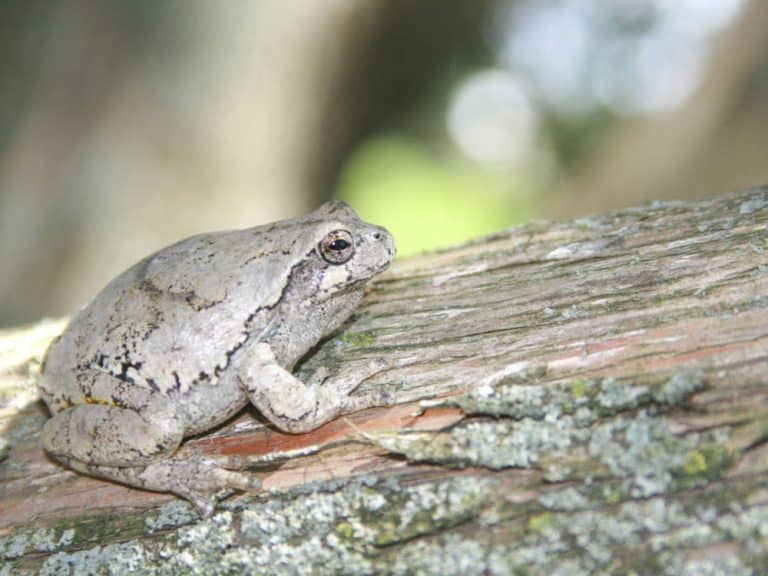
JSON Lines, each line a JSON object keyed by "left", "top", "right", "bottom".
{"left": 61, "top": 456, "right": 261, "bottom": 517}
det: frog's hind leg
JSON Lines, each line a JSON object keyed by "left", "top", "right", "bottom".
{"left": 42, "top": 402, "right": 258, "bottom": 516}
{"left": 42, "top": 402, "right": 184, "bottom": 466}
{"left": 57, "top": 454, "right": 258, "bottom": 516}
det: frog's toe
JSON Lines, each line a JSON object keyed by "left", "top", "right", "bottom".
{"left": 173, "top": 467, "right": 261, "bottom": 516}
{"left": 187, "top": 461, "right": 261, "bottom": 492}
{"left": 217, "top": 467, "right": 261, "bottom": 492}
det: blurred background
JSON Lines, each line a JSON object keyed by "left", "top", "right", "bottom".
{"left": 1, "top": 0, "right": 766, "bottom": 327}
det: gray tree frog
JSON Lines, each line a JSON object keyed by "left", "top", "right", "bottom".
{"left": 39, "top": 201, "right": 396, "bottom": 514}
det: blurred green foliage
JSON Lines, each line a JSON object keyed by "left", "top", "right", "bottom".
{"left": 336, "top": 135, "right": 534, "bottom": 257}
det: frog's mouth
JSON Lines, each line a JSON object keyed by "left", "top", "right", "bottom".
{"left": 360, "top": 255, "right": 394, "bottom": 281}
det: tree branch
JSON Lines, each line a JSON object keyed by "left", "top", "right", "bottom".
{"left": 1, "top": 188, "right": 767, "bottom": 574}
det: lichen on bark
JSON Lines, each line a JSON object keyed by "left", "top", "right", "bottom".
{"left": 1, "top": 188, "right": 768, "bottom": 574}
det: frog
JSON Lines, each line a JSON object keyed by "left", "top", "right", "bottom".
{"left": 39, "top": 201, "right": 396, "bottom": 515}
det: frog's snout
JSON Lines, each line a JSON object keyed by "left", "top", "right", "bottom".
{"left": 369, "top": 225, "right": 396, "bottom": 265}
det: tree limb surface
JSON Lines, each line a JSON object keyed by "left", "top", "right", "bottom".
{"left": 1, "top": 188, "right": 767, "bottom": 575}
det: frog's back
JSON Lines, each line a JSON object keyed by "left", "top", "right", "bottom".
{"left": 40, "top": 223, "right": 303, "bottom": 407}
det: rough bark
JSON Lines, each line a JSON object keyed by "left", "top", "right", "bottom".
{"left": 1, "top": 188, "right": 767, "bottom": 575}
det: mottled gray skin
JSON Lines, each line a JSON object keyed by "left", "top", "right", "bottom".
{"left": 39, "top": 201, "right": 396, "bottom": 514}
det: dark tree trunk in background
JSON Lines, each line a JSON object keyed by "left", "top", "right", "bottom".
{"left": 1, "top": 188, "right": 767, "bottom": 574}
{"left": 0, "top": 0, "right": 493, "bottom": 327}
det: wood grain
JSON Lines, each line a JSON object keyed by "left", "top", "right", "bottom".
{"left": 1, "top": 188, "right": 766, "bottom": 574}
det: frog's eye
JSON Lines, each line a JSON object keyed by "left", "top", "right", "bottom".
{"left": 319, "top": 229, "right": 355, "bottom": 264}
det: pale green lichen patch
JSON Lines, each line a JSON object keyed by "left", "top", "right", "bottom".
{"left": 380, "top": 532, "right": 491, "bottom": 576}
{"left": 387, "top": 476, "right": 765, "bottom": 576}
{"left": 368, "top": 417, "right": 576, "bottom": 469}
{"left": 24, "top": 370, "right": 723, "bottom": 574}
{"left": 2, "top": 342, "right": 750, "bottom": 573}
{"left": 651, "top": 372, "right": 705, "bottom": 405}
{"left": 367, "top": 372, "right": 724, "bottom": 507}
{"left": 145, "top": 499, "right": 198, "bottom": 532}
{"left": 334, "top": 520, "right": 355, "bottom": 540}
{"left": 675, "top": 444, "right": 734, "bottom": 483}
{"left": 586, "top": 411, "right": 705, "bottom": 497}
{"left": 449, "top": 372, "right": 702, "bottom": 423}
{"left": 29, "top": 475, "right": 494, "bottom": 575}
{"left": 0, "top": 532, "right": 29, "bottom": 561}
{"left": 526, "top": 484, "right": 765, "bottom": 576}
{"left": 236, "top": 475, "right": 492, "bottom": 553}
{"left": 0, "top": 510, "right": 156, "bottom": 567}
{"left": 0, "top": 526, "right": 76, "bottom": 561}
{"left": 739, "top": 193, "right": 767, "bottom": 215}
{"left": 538, "top": 486, "right": 591, "bottom": 511}
{"left": 338, "top": 330, "right": 376, "bottom": 348}
{"left": 527, "top": 512, "right": 556, "bottom": 533}
{"left": 39, "top": 541, "right": 149, "bottom": 576}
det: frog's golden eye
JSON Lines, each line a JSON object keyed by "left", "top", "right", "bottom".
{"left": 319, "top": 229, "right": 355, "bottom": 264}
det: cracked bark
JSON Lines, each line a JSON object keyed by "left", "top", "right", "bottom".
{"left": 1, "top": 188, "right": 767, "bottom": 575}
